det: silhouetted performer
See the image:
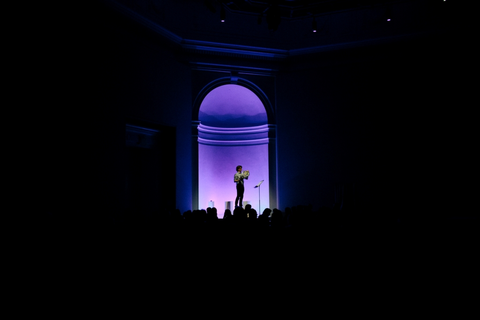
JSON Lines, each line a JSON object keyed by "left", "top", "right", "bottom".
{"left": 234, "top": 165, "right": 249, "bottom": 208}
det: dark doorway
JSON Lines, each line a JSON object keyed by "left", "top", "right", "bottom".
{"left": 125, "top": 121, "right": 176, "bottom": 219}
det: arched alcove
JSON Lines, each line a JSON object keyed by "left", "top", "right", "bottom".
{"left": 199, "top": 84, "right": 268, "bottom": 127}
{"left": 192, "top": 80, "right": 277, "bottom": 217}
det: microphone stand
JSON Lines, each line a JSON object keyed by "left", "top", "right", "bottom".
{"left": 254, "top": 180, "right": 264, "bottom": 213}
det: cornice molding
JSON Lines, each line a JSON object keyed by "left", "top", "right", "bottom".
{"left": 182, "top": 39, "right": 287, "bottom": 60}
{"left": 198, "top": 137, "right": 269, "bottom": 147}
{"left": 189, "top": 62, "right": 278, "bottom": 75}
{"left": 197, "top": 124, "right": 269, "bottom": 146}
{"left": 106, "top": 0, "right": 182, "bottom": 44}
{"left": 126, "top": 124, "right": 159, "bottom": 149}
{"left": 288, "top": 30, "right": 438, "bottom": 56}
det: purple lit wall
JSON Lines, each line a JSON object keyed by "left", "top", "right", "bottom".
{"left": 198, "top": 84, "right": 269, "bottom": 217}
{"left": 199, "top": 84, "right": 268, "bottom": 127}
{"left": 199, "top": 142, "right": 269, "bottom": 217}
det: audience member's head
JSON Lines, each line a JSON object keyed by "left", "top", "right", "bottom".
{"left": 261, "top": 208, "right": 272, "bottom": 217}
{"left": 223, "top": 209, "right": 232, "bottom": 219}
{"left": 233, "top": 206, "right": 247, "bottom": 219}
{"left": 249, "top": 208, "right": 257, "bottom": 219}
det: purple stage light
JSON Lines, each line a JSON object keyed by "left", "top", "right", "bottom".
{"left": 198, "top": 84, "right": 270, "bottom": 217}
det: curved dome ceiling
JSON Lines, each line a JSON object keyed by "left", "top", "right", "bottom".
{"left": 199, "top": 84, "right": 268, "bottom": 128}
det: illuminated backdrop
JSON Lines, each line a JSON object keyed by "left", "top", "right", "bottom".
{"left": 198, "top": 84, "right": 269, "bottom": 217}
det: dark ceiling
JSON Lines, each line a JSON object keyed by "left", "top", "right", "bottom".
{"left": 108, "top": 0, "right": 454, "bottom": 52}
{"left": 211, "top": 0, "right": 395, "bottom": 20}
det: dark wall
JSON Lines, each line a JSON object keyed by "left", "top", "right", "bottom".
{"left": 276, "top": 34, "right": 461, "bottom": 218}
{"left": 38, "top": 2, "right": 191, "bottom": 221}
{"left": 109, "top": 13, "right": 193, "bottom": 213}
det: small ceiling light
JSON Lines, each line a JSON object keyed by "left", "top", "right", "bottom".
{"left": 312, "top": 17, "right": 317, "bottom": 32}
{"left": 385, "top": 7, "right": 392, "bottom": 21}
{"left": 220, "top": 5, "right": 226, "bottom": 22}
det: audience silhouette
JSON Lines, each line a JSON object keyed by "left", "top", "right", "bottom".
{"left": 32, "top": 200, "right": 478, "bottom": 247}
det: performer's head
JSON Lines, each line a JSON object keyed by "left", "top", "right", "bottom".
{"left": 236, "top": 165, "right": 242, "bottom": 172}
